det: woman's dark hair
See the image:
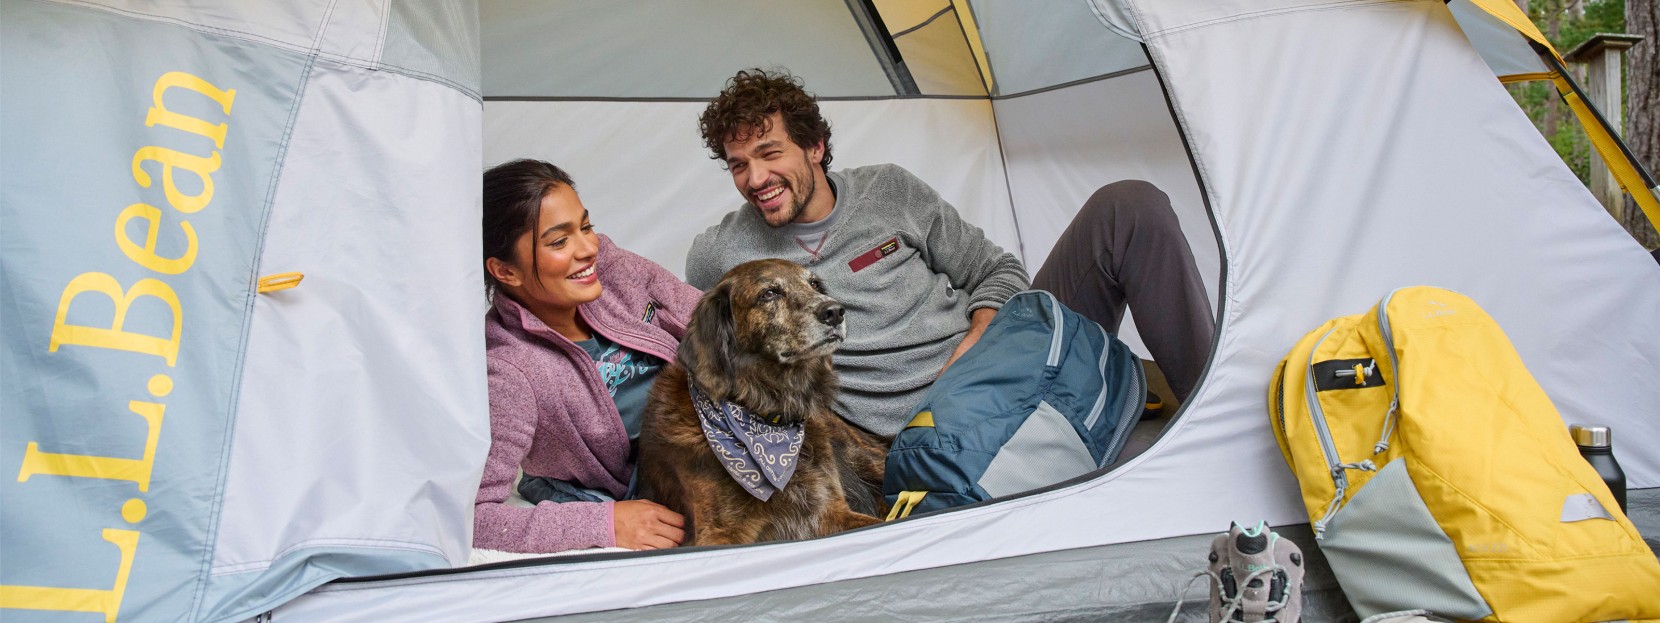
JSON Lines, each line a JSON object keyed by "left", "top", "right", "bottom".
{"left": 699, "top": 68, "right": 832, "bottom": 175}
{"left": 482, "top": 159, "right": 575, "bottom": 297}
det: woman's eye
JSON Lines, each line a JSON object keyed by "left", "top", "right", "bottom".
{"left": 581, "top": 223, "right": 594, "bottom": 233}
{"left": 549, "top": 237, "right": 567, "bottom": 248}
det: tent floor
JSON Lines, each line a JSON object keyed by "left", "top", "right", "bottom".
{"left": 518, "top": 488, "right": 1660, "bottom": 622}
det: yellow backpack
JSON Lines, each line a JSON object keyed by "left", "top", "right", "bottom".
{"left": 1269, "top": 286, "right": 1660, "bottom": 622}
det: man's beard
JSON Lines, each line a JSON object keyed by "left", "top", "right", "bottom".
{"left": 776, "top": 172, "right": 816, "bottom": 227}
{"left": 757, "top": 156, "right": 818, "bottom": 228}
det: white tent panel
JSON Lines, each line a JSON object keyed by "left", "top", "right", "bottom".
{"left": 204, "top": 60, "right": 489, "bottom": 617}
{"left": 1151, "top": 0, "right": 1660, "bottom": 485}
{"left": 995, "top": 69, "right": 1221, "bottom": 357}
{"left": 483, "top": 98, "right": 1015, "bottom": 277}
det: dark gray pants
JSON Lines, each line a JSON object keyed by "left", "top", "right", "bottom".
{"left": 1032, "top": 180, "right": 1215, "bottom": 401}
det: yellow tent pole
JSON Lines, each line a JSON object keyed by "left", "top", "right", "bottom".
{"left": 1548, "top": 70, "right": 1660, "bottom": 231}
{"left": 1466, "top": 0, "right": 1660, "bottom": 232}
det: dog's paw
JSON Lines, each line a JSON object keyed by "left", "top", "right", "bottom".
{"left": 829, "top": 511, "right": 882, "bottom": 534}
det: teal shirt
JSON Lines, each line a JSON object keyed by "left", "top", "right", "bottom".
{"left": 575, "top": 334, "right": 664, "bottom": 440}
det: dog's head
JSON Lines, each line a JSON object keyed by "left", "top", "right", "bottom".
{"left": 681, "top": 259, "right": 845, "bottom": 404}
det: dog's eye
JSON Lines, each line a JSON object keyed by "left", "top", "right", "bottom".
{"left": 757, "top": 287, "right": 780, "bottom": 303}
{"left": 810, "top": 279, "right": 827, "bottom": 294}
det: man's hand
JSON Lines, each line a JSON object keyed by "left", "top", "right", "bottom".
{"left": 939, "top": 307, "right": 998, "bottom": 377}
{"left": 613, "top": 499, "right": 685, "bottom": 550}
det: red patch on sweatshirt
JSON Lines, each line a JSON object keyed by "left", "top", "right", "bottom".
{"left": 849, "top": 237, "right": 900, "bottom": 272}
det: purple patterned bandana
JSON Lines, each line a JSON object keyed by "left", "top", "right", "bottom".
{"left": 688, "top": 380, "right": 804, "bottom": 501}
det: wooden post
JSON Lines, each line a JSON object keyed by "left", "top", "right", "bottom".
{"left": 1565, "top": 33, "right": 1644, "bottom": 218}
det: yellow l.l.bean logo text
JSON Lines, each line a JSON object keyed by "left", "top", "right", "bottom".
{"left": 1, "top": 70, "right": 235, "bottom": 623}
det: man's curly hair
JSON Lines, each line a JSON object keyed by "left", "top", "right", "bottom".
{"left": 699, "top": 68, "right": 833, "bottom": 175}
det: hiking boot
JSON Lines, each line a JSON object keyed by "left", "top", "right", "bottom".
{"left": 1143, "top": 393, "right": 1165, "bottom": 421}
{"left": 1206, "top": 521, "right": 1304, "bottom": 622}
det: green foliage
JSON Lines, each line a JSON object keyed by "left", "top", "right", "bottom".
{"left": 1555, "top": 0, "right": 1627, "bottom": 51}
{"left": 1507, "top": 0, "right": 1627, "bottom": 185}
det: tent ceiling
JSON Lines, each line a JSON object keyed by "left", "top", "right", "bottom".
{"left": 479, "top": 0, "right": 1150, "bottom": 99}
{"left": 481, "top": 0, "right": 896, "bottom": 98}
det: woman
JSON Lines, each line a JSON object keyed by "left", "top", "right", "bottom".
{"left": 475, "top": 159, "right": 697, "bottom": 552}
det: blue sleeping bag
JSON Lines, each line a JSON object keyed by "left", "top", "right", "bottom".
{"left": 883, "top": 290, "right": 1145, "bottom": 517}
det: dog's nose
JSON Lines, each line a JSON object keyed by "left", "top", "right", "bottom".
{"left": 816, "top": 302, "right": 845, "bottom": 327}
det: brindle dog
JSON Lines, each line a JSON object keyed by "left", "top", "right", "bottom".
{"left": 638, "top": 259, "right": 889, "bottom": 546}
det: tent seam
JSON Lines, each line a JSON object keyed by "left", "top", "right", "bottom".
{"left": 480, "top": 68, "right": 1148, "bottom": 104}
{"left": 309, "top": 0, "right": 341, "bottom": 52}
{"left": 29, "top": 0, "right": 481, "bottom": 101}
{"left": 1141, "top": 0, "right": 1428, "bottom": 39}
{"left": 373, "top": 0, "right": 392, "bottom": 68}
{"left": 891, "top": 5, "right": 954, "bottom": 39}
{"left": 187, "top": 51, "right": 320, "bottom": 623}
{"left": 986, "top": 99, "right": 1028, "bottom": 264}
{"left": 950, "top": 0, "right": 995, "bottom": 95}
{"left": 209, "top": 539, "right": 451, "bottom": 576}
{"left": 212, "top": 548, "right": 450, "bottom": 623}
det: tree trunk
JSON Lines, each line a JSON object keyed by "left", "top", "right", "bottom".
{"left": 1627, "top": 0, "right": 1660, "bottom": 248}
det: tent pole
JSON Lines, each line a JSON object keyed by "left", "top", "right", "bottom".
{"left": 1532, "top": 41, "right": 1660, "bottom": 233}
{"left": 844, "top": 0, "right": 920, "bottom": 97}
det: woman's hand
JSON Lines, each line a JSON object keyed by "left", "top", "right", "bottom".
{"left": 613, "top": 500, "right": 686, "bottom": 550}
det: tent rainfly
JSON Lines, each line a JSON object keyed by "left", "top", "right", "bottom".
{"left": 2, "top": 0, "right": 1657, "bottom": 621}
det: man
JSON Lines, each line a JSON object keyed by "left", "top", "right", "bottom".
{"left": 686, "top": 68, "right": 1214, "bottom": 438}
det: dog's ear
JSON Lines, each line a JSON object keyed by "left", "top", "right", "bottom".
{"left": 681, "top": 281, "right": 736, "bottom": 396}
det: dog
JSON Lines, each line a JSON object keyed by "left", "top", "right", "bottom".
{"left": 638, "top": 259, "right": 889, "bottom": 546}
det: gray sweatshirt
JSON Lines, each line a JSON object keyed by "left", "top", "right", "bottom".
{"left": 686, "top": 164, "right": 1029, "bottom": 436}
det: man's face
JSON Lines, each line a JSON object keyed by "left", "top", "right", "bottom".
{"left": 723, "top": 113, "right": 829, "bottom": 227}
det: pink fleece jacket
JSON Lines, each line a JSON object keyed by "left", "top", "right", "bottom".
{"left": 474, "top": 235, "right": 701, "bottom": 553}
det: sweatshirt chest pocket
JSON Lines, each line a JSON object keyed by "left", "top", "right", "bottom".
{"left": 846, "top": 235, "right": 905, "bottom": 274}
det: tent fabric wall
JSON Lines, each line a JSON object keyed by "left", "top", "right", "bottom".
{"left": 1145, "top": 0, "right": 1660, "bottom": 483}
{"left": 271, "top": 0, "right": 1660, "bottom": 619}
{"left": 0, "top": 0, "right": 484, "bottom": 621}
{"left": 203, "top": 60, "right": 486, "bottom": 622}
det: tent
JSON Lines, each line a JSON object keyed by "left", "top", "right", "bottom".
{"left": 3, "top": 0, "right": 1657, "bottom": 621}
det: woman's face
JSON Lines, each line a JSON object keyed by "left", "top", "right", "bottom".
{"left": 501, "top": 184, "right": 602, "bottom": 313}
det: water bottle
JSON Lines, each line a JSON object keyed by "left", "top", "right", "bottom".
{"left": 1570, "top": 424, "right": 1626, "bottom": 514}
